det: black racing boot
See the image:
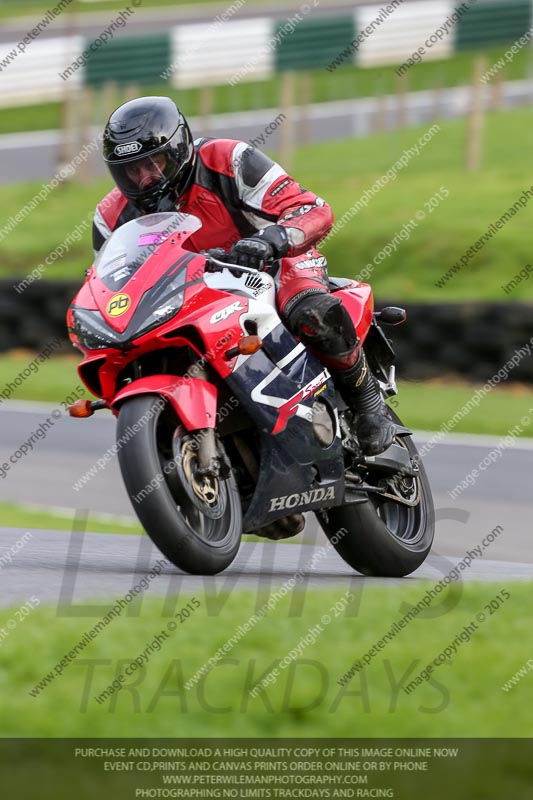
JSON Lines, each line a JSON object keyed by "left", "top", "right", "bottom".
{"left": 330, "top": 351, "right": 396, "bottom": 456}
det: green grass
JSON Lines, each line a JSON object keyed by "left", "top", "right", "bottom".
{"left": 301, "top": 108, "right": 533, "bottom": 301}
{"left": 0, "top": 0, "right": 290, "bottom": 21}
{"left": 2, "top": 583, "right": 531, "bottom": 738}
{"left": 1, "top": 45, "right": 530, "bottom": 134}
{"left": 0, "top": 501, "right": 303, "bottom": 545}
{"left": 3, "top": 107, "right": 533, "bottom": 300}
{"left": 1, "top": 352, "right": 532, "bottom": 437}
{"left": 390, "top": 379, "right": 533, "bottom": 437}
{"left": 0, "top": 501, "right": 142, "bottom": 534}
{"left": 0, "top": 352, "right": 83, "bottom": 403}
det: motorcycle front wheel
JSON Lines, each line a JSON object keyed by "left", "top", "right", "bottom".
{"left": 117, "top": 395, "right": 242, "bottom": 575}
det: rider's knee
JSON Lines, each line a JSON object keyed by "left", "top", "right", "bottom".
{"left": 287, "top": 291, "right": 357, "bottom": 356}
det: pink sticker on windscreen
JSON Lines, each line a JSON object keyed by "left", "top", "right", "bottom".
{"left": 138, "top": 232, "right": 166, "bottom": 246}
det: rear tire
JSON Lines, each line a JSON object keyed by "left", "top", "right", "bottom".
{"left": 318, "top": 409, "right": 434, "bottom": 577}
{"left": 117, "top": 395, "right": 242, "bottom": 575}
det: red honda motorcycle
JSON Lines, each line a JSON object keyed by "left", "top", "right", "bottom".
{"left": 67, "top": 212, "right": 434, "bottom": 576}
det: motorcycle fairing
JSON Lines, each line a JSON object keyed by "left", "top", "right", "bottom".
{"left": 112, "top": 375, "right": 218, "bottom": 431}
{"left": 223, "top": 321, "right": 345, "bottom": 529}
{"left": 336, "top": 283, "right": 374, "bottom": 343}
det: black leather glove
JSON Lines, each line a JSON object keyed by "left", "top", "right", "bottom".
{"left": 202, "top": 247, "right": 229, "bottom": 272}
{"left": 229, "top": 225, "right": 289, "bottom": 270}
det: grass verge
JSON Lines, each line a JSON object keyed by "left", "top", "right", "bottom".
{"left": 3, "top": 108, "right": 533, "bottom": 300}
{"left": 3, "top": 582, "right": 531, "bottom": 737}
{"left": 0, "top": 502, "right": 299, "bottom": 545}
{"left": 1, "top": 352, "right": 532, "bottom": 437}
{"left": 0, "top": 502, "right": 142, "bottom": 534}
{"left": 0, "top": 0, "right": 288, "bottom": 21}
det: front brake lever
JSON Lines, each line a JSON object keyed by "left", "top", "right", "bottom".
{"left": 204, "top": 258, "right": 224, "bottom": 274}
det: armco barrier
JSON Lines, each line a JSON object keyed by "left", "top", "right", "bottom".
{"left": 0, "top": 280, "right": 531, "bottom": 384}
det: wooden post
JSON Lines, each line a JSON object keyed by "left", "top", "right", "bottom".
{"left": 101, "top": 80, "right": 119, "bottom": 126}
{"left": 371, "top": 74, "right": 387, "bottom": 132}
{"left": 466, "top": 57, "right": 487, "bottom": 172}
{"left": 374, "top": 93, "right": 387, "bottom": 132}
{"left": 58, "top": 0, "right": 79, "bottom": 171}
{"left": 396, "top": 73, "right": 408, "bottom": 128}
{"left": 279, "top": 71, "right": 296, "bottom": 170}
{"left": 432, "top": 84, "right": 443, "bottom": 121}
{"left": 124, "top": 83, "right": 140, "bottom": 103}
{"left": 298, "top": 72, "right": 312, "bottom": 145}
{"left": 199, "top": 84, "right": 214, "bottom": 135}
{"left": 490, "top": 72, "right": 503, "bottom": 111}
{"left": 78, "top": 86, "right": 94, "bottom": 183}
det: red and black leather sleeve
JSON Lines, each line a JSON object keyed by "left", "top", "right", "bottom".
{"left": 197, "top": 139, "right": 334, "bottom": 256}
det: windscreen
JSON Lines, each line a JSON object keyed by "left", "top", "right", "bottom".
{"left": 94, "top": 212, "right": 202, "bottom": 290}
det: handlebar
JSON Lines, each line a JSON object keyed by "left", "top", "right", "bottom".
{"left": 204, "top": 257, "right": 265, "bottom": 276}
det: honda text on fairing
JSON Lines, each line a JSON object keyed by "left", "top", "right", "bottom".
{"left": 67, "top": 212, "right": 434, "bottom": 576}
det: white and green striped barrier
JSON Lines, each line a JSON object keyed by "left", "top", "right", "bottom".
{"left": 0, "top": 0, "right": 530, "bottom": 106}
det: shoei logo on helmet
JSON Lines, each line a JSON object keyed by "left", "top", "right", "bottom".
{"left": 114, "top": 142, "right": 142, "bottom": 157}
{"left": 106, "top": 293, "right": 131, "bottom": 317}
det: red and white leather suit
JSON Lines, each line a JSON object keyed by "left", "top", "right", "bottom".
{"left": 93, "top": 137, "right": 334, "bottom": 321}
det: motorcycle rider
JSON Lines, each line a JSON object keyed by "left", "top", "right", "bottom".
{"left": 93, "top": 96, "right": 395, "bottom": 457}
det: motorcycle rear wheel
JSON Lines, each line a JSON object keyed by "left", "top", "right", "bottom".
{"left": 117, "top": 395, "right": 242, "bottom": 575}
{"left": 317, "top": 408, "right": 434, "bottom": 577}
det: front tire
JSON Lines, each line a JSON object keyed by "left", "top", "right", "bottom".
{"left": 117, "top": 395, "right": 242, "bottom": 575}
{"left": 318, "top": 409, "right": 434, "bottom": 577}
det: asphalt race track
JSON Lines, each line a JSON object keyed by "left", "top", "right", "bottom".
{"left": 1, "top": 526, "right": 533, "bottom": 609}
{"left": 0, "top": 401, "right": 531, "bottom": 605}
{"left": 3, "top": 78, "right": 533, "bottom": 186}
{"left": 0, "top": 1, "right": 414, "bottom": 45}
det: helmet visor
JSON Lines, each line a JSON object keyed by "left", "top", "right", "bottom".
{"left": 106, "top": 124, "right": 194, "bottom": 206}
{"left": 108, "top": 152, "right": 169, "bottom": 199}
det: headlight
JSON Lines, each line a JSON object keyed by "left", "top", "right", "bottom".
{"left": 70, "top": 287, "right": 185, "bottom": 350}
{"left": 70, "top": 308, "right": 123, "bottom": 350}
